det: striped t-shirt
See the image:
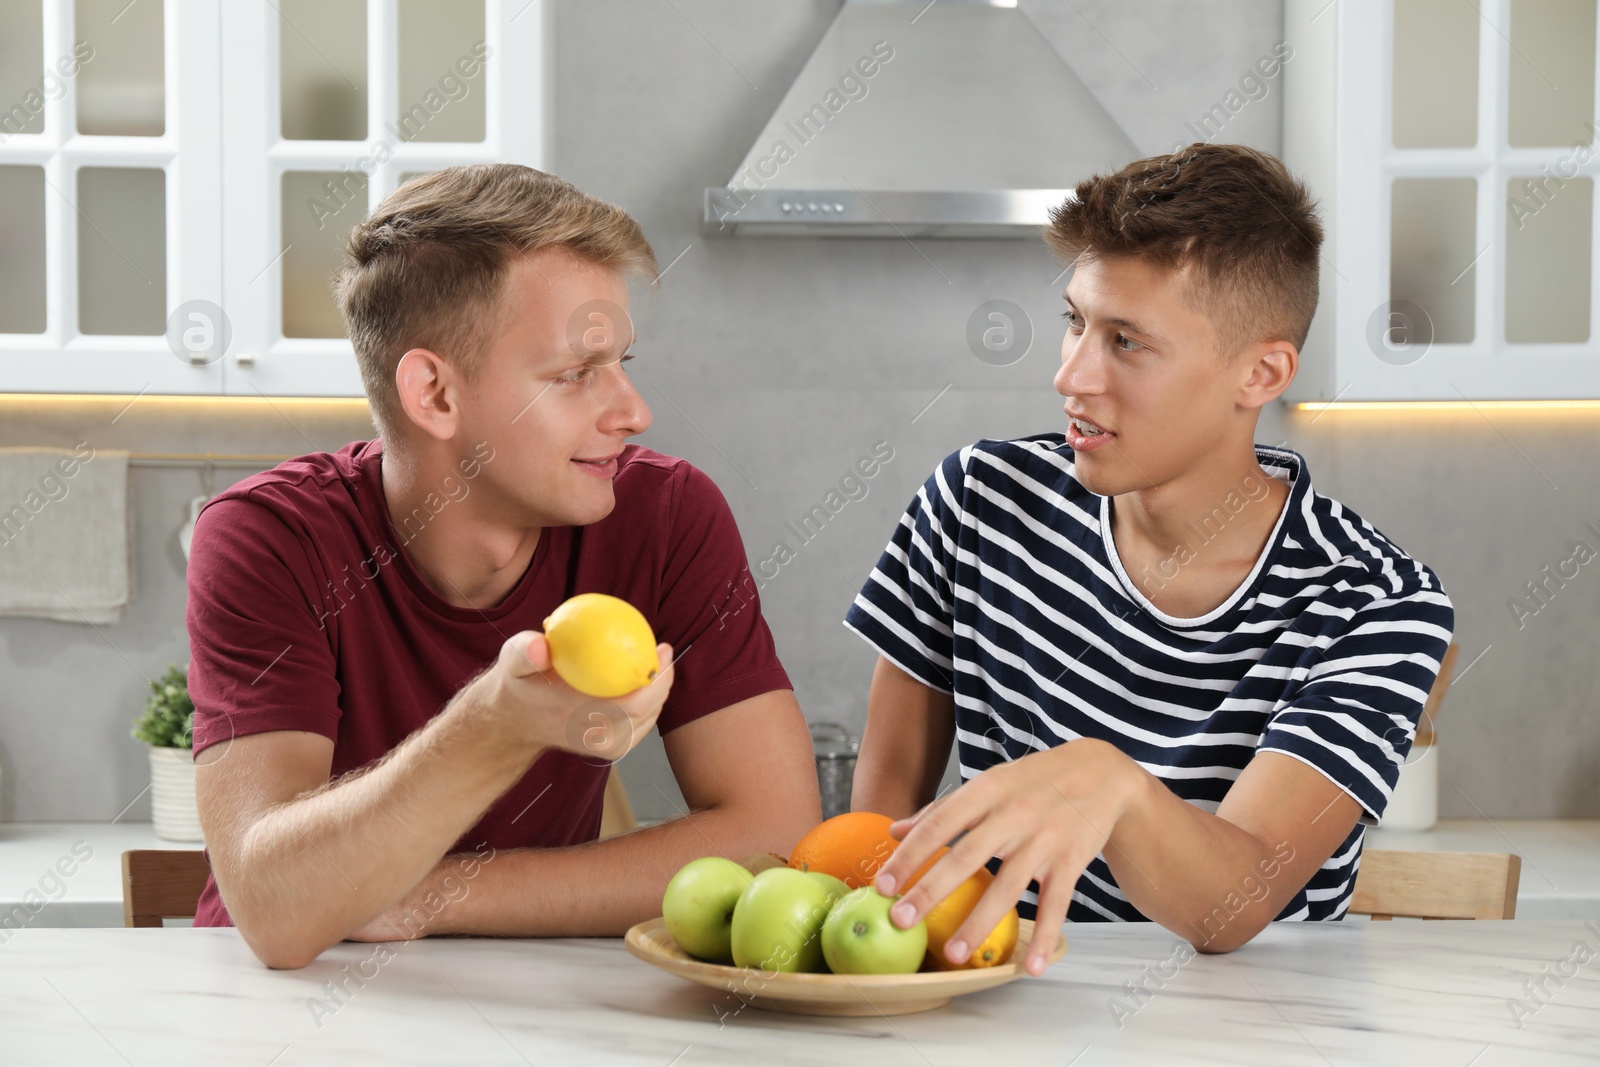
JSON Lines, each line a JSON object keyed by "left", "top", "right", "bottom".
{"left": 843, "top": 434, "right": 1454, "bottom": 924}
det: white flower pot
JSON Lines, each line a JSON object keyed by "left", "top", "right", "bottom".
{"left": 1383, "top": 740, "right": 1438, "bottom": 832}
{"left": 149, "top": 746, "right": 204, "bottom": 842}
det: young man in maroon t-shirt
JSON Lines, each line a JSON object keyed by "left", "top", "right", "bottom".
{"left": 187, "top": 164, "right": 820, "bottom": 969}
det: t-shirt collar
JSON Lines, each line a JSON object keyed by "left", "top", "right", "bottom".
{"left": 1097, "top": 444, "right": 1308, "bottom": 629}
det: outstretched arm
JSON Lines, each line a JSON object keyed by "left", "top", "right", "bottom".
{"left": 198, "top": 632, "right": 673, "bottom": 969}
{"left": 346, "top": 688, "right": 821, "bottom": 941}
{"left": 872, "top": 739, "right": 1364, "bottom": 973}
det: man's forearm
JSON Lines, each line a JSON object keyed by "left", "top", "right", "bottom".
{"left": 226, "top": 686, "right": 540, "bottom": 966}
{"left": 396, "top": 801, "right": 801, "bottom": 939}
{"left": 851, "top": 656, "right": 957, "bottom": 820}
{"left": 1100, "top": 758, "right": 1296, "bottom": 952}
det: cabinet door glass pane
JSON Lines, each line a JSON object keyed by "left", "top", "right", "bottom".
{"left": 397, "top": 0, "right": 486, "bottom": 143}
{"left": 75, "top": 0, "right": 164, "bottom": 136}
{"left": 1393, "top": 0, "right": 1479, "bottom": 148}
{"left": 282, "top": 171, "right": 360, "bottom": 338}
{"left": 1508, "top": 0, "right": 1597, "bottom": 148}
{"left": 0, "top": 0, "right": 45, "bottom": 137}
{"left": 0, "top": 165, "right": 46, "bottom": 333}
{"left": 279, "top": 0, "right": 367, "bottom": 141}
{"left": 78, "top": 167, "right": 166, "bottom": 335}
{"left": 1391, "top": 178, "right": 1476, "bottom": 343}
{"left": 1506, "top": 176, "right": 1592, "bottom": 341}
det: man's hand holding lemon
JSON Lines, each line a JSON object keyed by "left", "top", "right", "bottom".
{"left": 347, "top": 594, "right": 674, "bottom": 945}
{"left": 480, "top": 594, "right": 675, "bottom": 764}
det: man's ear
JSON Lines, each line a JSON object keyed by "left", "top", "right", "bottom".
{"left": 1236, "top": 339, "right": 1297, "bottom": 411}
{"left": 393, "top": 348, "right": 461, "bottom": 442}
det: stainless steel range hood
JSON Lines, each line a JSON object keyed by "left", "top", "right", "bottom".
{"left": 704, "top": 0, "right": 1138, "bottom": 238}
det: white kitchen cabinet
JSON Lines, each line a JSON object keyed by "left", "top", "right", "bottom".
{"left": 1284, "top": 0, "right": 1600, "bottom": 402}
{"left": 0, "top": 0, "right": 224, "bottom": 395}
{"left": 0, "top": 0, "right": 546, "bottom": 398}
{"left": 218, "top": 0, "right": 546, "bottom": 396}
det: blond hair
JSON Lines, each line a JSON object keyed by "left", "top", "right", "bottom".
{"left": 335, "top": 164, "right": 658, "bottom": 436}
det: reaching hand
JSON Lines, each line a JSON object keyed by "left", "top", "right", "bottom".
{"left": 870, "top": 738, "right": 1144, "bottom": 976}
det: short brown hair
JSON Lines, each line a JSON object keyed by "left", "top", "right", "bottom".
{"left": 1044, "top": 143, "right": 1322, "bottom": 360}
{"left": 335, "top": 164, "right": 658, "bottom": 437}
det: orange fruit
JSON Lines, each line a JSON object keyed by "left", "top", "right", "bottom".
{"left": 788, "top": 813, "right": 947, "bottom": 891}
{"left": 788, "top": 812, "right": 897, "bottom": 889}
{"left": 922, "top": 866, "right": 1019, "bottom": 970}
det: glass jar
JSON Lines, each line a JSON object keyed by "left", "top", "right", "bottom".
{"left": 809, "top": 721, "right": 860, "bottom": 821}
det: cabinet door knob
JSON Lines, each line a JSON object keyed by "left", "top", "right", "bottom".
{"left": 236, "top": 352, "right": 256, "bottom": 367}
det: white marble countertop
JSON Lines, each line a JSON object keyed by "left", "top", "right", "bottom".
{"left": 2, "top": 921, "right": 1597, "bottom": 1065}
{"left": 1369, "top": 819, "right": 1600, "bottom": 919}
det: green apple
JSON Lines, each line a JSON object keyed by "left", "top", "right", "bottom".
{"left": 805, "top": 871, "right": 849, "bottom": 901}
{"left": 730, "top": 867, "right": 842, "bottom": 973}
{"left": 662, "top": 857, "right": 754, "bottom": 963}
{"left": 822, "top": 887, "right": 928, "bottom": 975}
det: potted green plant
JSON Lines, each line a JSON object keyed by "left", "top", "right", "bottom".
{"left": 131, "top": 666, "right": 203, "bottom": 842}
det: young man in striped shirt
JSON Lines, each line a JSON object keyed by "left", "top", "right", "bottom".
{"left": 845, "top": 144, "right": 1454, "bottom": 974}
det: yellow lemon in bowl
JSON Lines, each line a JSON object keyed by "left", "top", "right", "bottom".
{"left": 923, "top": 867, "right": 1020, "bottom": 970}
{"left": 542, "top": 593, "right": 660, "bottom": 697}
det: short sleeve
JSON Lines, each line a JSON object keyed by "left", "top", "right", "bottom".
{"left": 1258, "top": 582, "right": 1454, "bottom": 826}
{"left": 841, "top": 448, "right": 967, "bottom": 693}
{"left": 651, "top": 464, "right": 792, "bottom": 733}
{"left": 185, "top": 497, "right": 343, "bottom": 756}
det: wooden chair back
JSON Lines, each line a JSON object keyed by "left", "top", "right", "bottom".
{"left": 1416, "top": 641, "right": 1461, "bottom": 745}
{"left": 1350, "top": 849, "right": 1521, "bottom": 920}
{"left": 599, "top": 766, "right": 637, "bottom": 839}
{"left": 122, "top": 849, "right": 212, "bottom": 928}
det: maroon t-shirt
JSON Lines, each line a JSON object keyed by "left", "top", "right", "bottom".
{"left": 185, "top": 438, "right": 790, "bottom": 927}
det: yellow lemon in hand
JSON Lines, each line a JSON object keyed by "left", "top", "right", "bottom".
{"left": 542, "top": 593, "right": 660, "bottom": 697}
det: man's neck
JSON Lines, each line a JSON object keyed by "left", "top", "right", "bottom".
{"left": 1108, "top": 444, "right": 1291, "bottom": 610}
{"left": 379, "top": 445, "right": 541, "bottom": 610}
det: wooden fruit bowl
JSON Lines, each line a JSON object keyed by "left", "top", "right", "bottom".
{"left": 624, "top": 916, "right": 1066, "bottom": 1016}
